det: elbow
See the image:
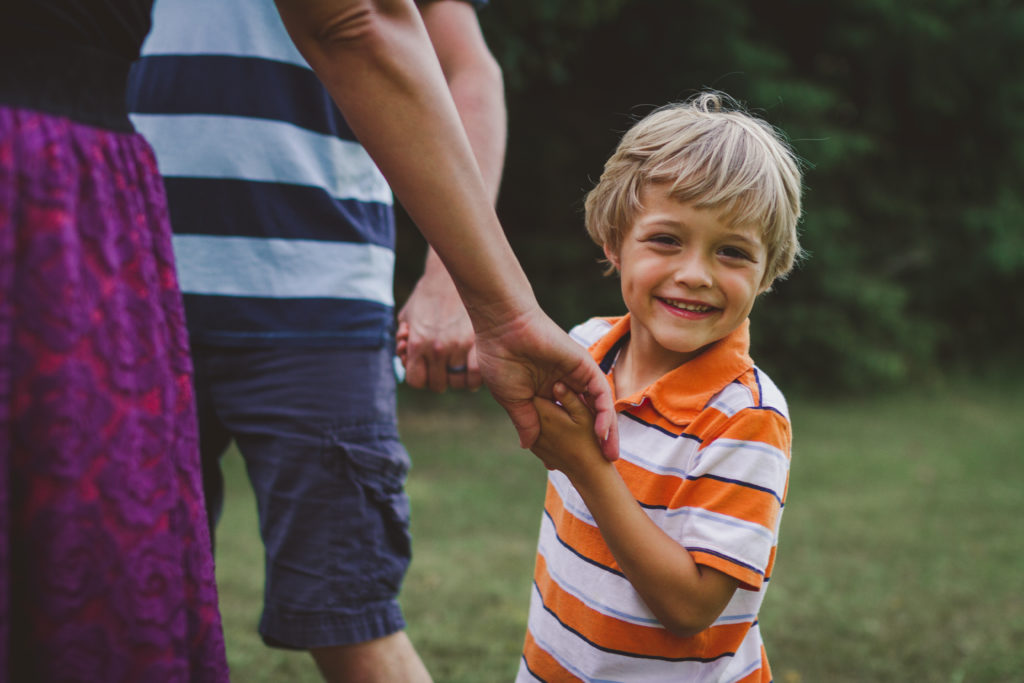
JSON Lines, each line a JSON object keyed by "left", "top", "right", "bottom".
{"left": 276, "top": 0, "right": 394, "bottom": 53}
{"left": 654, "top": 603, "right": 719, "bottom": 639}
{"left": 310, "top": 3, "right": 381, "bottom": 47}
{"left": 662, "top": 616, "right": 714, "bottom": 640}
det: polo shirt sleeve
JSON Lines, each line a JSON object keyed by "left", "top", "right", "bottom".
{"left": 673, "top": 407, "right": 791, "bottom": 591}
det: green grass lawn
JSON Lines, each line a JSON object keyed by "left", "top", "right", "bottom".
{"left": 214, "top": 377, "right": 1024, "bottom": 682}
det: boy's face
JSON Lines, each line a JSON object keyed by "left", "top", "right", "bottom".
{"left": 605, "top": 183, "right": 768, "bottom": 375}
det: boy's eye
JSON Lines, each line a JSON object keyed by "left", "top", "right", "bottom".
{"left": 648, "top": 234, "right": 678, "bottom": 246}
{"left": 720, "top": 246, "right": 752, "bottom": 260}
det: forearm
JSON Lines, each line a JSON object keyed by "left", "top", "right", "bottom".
{"left": 274, "top": 0, "right": 532, "bottom": 329}
{"left": 420, "top": 0, "right": 506, "bottom": 203}
{"left": 569, "top": 462, "right": 737, "bottom": 637}
{"left": 418, "top": 0, "right": 506, "bottom": 297}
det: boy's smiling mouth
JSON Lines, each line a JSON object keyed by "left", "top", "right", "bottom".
{"left": 658, "top": 297, "right": 716, "bottom": 314}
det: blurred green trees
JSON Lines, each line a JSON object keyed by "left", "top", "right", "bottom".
{"left": 397, "top": 0, "right": 1024, "bottom": 391}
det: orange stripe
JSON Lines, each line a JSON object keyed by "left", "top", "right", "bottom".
{"left": 764, "top": 545, "right": 778, "bottom": 581}
{"left": 616, "top": 457, "right": 687, "bottom": 506}
{"left": 715, "top": 408, "right": 792, "bottom": 455}
{"left": 522, "top": 629, "right": 583, "bottom": 682}
{"left": 689, "top": 550, "right": 763, "bottom": 590}
{"left": 670, "top": 476, "right": 780, "bottom": 527}
{"left": 534, "top": 554, "right": 752, "bottom": 661}
{"left": 543, "top": 484, "right": 618, "bottom": 567}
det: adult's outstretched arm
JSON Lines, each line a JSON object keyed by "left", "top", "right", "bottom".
{"left": 396, "top": 0, "right": 506, "bottom": 394}
{"left": 273, "top": 0, "right": 618, "bottom": 458}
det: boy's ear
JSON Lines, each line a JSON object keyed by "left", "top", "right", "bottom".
{"left": 603, "top": 244, "right": 620, "bottom": 270}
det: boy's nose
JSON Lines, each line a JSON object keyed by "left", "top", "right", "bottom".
{"left": 673, "top": 251, "right": 713, "bottom": 289}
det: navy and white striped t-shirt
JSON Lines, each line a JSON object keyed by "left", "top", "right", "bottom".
{"left": 127, "top": 0, "right": 395, "bottom": 348}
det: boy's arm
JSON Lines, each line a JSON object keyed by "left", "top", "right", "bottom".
{"left": 532, "top": 384, "right": 739, "bottom": 637}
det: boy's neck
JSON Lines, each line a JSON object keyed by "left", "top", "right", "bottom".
{"left": 613, "top": 338, "right": 690, "bottom": 400}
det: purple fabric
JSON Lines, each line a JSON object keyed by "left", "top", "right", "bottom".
{"left": 0, "top": 106, "right": 228, "bottom": 682}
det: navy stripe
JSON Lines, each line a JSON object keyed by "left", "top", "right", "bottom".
{"left": 164, "top": 177, "right": 394, "bottom": 247}
{"left": 535, "top": 581, "right": 737, "bottom": 663}
{"left": 127, "top": 54, "right": 354, "bottom": 139}
{"left": 183, "top": 295, "right": 393, "bottom": 348}
{"left": 621, "top": 411, "right": 703, "bottom": 443}
{"left": 598, "top": 332, "right": 629, "bottom": 373}
{"left": 685, "top": 546, "right": 764, "bottom": 577}
{"left": 754, "top": 403, "right": 789, "bottom": 420}
{"left": 752, "top": 370, "right": 765, "bottom": 408}
{"left": 690, "top": 473, "right": 784, "bottom": 504}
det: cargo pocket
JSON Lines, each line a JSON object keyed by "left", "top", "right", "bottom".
{"left": 322, "top": 421, "right": 412, "bottom": 602}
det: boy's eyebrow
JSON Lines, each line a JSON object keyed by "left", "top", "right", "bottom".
{"left": 639, "top": 217, "right": 765, "bottom": 246}
{"left": 723, "top": 231, "right": 764, "bottom": 247}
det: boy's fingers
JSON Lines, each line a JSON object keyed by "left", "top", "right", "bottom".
{"left": 552, "top": 382, "right": 590, "bottom": 423}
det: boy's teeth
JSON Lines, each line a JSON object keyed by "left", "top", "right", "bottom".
{"left": 665, "top": 299, "right": 712, "bottom": 312}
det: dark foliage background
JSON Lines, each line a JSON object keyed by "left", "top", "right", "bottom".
{"left": 397, "top": 0, "right": 1024, "bottom": 392}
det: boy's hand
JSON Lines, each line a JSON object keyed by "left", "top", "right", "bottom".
{"left": 474, "top": 307, "right": 619, "bottom": 461}
{"left": 531, "top": 383, "right": 609, "bottom": 477}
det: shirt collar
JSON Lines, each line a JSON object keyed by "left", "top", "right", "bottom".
{"left": 589, "top": 314, "right": 754, "bottom": 426}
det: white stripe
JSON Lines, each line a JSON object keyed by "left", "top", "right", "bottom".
{"left": 549, "top": 472, "right": 596, "bottom": 526}
{"left": 537, "top": 513, "right": 659, "bottom": 627}
{"left": 755, "top": 367, "right": 790, "bottom": 418}
{"left": 662, "top": 505, "right": 776, "bottom": 544}
{"left": 708, "top": 381, "right": 756, "bottom": 417}
{"left": 144, "top": 0, "right": 308, "bottom": 66}
{"left": 131, "top": 114, "right": 392, "bottom": 205}
{"left": 663, "top": 505, "right": 776, "bottom": 580}
{"left": 714, "top": 587, "right": 763, "bottom": 627}
{"left": 617, "top": 416, "right": 699, "bottom": 476}
{"left": 691, "top": 438, "right": 790, "bottom": 495}
{"left": 569, "top": 318, "right": 613, "bottom": 349}
{"left": 172, "top": 235, "right": 394, "bottom": 304}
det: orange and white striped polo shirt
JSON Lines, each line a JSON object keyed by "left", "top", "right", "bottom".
{"left": 518, "top": 315, "right": 791, "bottom": 683}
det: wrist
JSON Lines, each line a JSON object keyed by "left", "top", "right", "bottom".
{"left": 465, "top": 291, "right": 542, "bottom": 340}
{"left": 566, "top": 456, "right": 619, "bottom": 496}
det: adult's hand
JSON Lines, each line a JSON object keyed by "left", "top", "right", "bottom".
{"left": 474, "top": 307, "right": 619, "bottom": 461}
{"left": 397, "top": 250, "right": 480, "bottom": 392}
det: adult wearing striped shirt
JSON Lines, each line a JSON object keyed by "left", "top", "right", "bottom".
{"left": 519, "top": 93, "right": 803, "bottom": 682}
{"left": 127, "top": 0, "right": 511, "bottom": 680}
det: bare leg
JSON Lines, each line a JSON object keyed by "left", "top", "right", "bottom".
{"left": 311, "top": 631, "right": 432, "bottom": 683}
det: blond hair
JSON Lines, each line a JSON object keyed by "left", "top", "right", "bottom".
{"left": 584, "top": 92, "right": 803, "bottom": 287}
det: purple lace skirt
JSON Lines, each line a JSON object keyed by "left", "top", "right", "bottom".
{"left": 0, "top": 107, "right": 228, "bottom": 681}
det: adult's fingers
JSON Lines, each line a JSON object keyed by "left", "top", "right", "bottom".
{"left": 569, "top": 364, "right": 619, "bottom": 461}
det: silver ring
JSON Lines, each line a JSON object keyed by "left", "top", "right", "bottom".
{"left": 446, "top": 364, "right": 468, "bottom": 373}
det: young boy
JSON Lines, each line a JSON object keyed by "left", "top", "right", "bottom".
{"left": 517, "top": 92, "right": 803, "bottom": 682}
